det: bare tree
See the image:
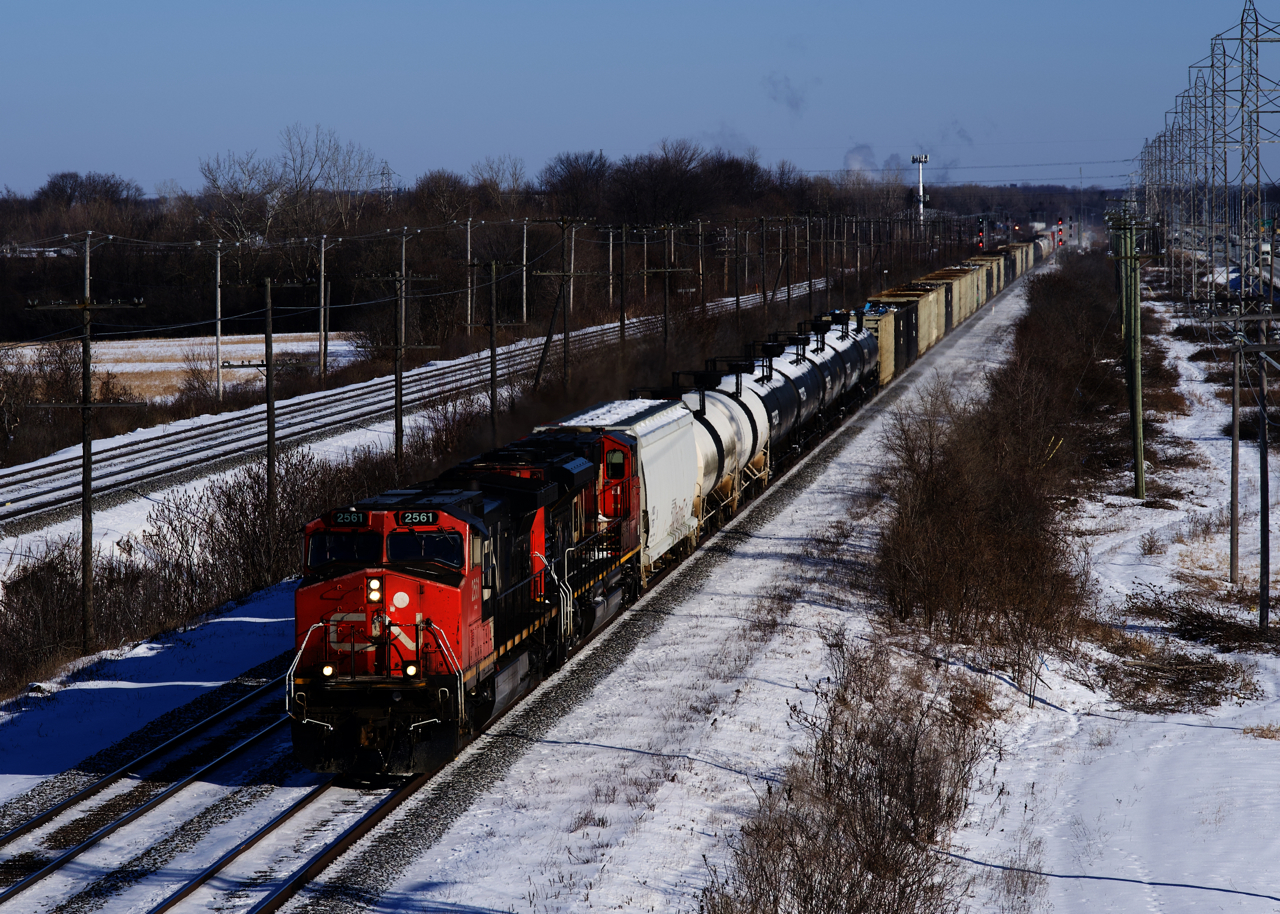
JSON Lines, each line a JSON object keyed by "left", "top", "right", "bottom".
{"left": 197, "top": 149, "right": 282, "bottom": 243}
{"left": 276, "top": 122, "right": 379, "bottom": 236}
{"left": 470, "top": 154, "right": 526, "bottom": 215}
{"left": 539, "top": 150, "right": 611, "bottom": 217}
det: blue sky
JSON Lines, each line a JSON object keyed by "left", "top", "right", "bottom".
{"left": 0, "top": 0, "right": 1243, "bottom": 195}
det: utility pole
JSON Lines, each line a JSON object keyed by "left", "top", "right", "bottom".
{"left": 664, "top": 224, "right": 672, "bottom": 351}
{"left": 1260, "top": 341, "right": 1270, "bottom": 632}
{"left": 522, "top": 219, "right": 529, "bottom": 324}
{"left": 265, "top": 279, "right": 276, "bottom": 563}
{"left": 215, "top": 240, "right": 223, "bottom": 400}
{"left": 1204, "top": 305, "right": 1280, "bottom": 628}
{"left": 28, "top": 233, "right": 144, "bottom": 655}
{"left": 396, "top": 229, "right": 407, "bottom": 475}
{"left": 620, "top": 224, "right": 628, "bottom": 348}
{"left": 1233, "top": 305, "right": 1241, "bottom": 583}
{"left": 840, "top": 216, "right": 847, "bottom": 311}
{"left": 733, "top": 218, "right": 741, "bottom": 327}
{"left": 489, "top": 261, "right": 500, "bottom": 448}
{"left": 318, "top": 235, "right": 327, "bottom": 380}
{"left": 806, "top": 214, "right": 813, "bottom": 301}
{"left": 466, "top": 217, "right": 473, "bottom": 336}
{"left": 1110, "top": 208, "right": 1145, "bottom": 499}
{"left": 823, "top": 213, "right": 831, "bottom": 308}
{"left": 532, "top": 221, "right": 574, "bottom": 392}
{"left": 786, "top": 217, "right": 793, "bottom": 308}
{"left": 528, "top": 218, "right": 597, "bottom": 391}
{"left": 698, "top": 220, "right": 705, "bottom": 314}
{"left": 568, "top": 226, "right": 577, "bottom": 316}
{"left": 643, "top": 232, "right": 649, "bottom": 301}
{"left": 359, "top": 255, "right": 436, "bottom": 478}
{"left": 760, "top": 216, "right": 768, "bottom": 315}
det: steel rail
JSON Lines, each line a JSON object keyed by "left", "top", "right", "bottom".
{"left": 242, "top": 772, "right": 433, "bottom": 914}
{"left": 0, "top": 717, "right": 288, "bottom": 906}
{"left": 0, "top": 674, "right": 285, "bottom": 851}
{"left": 143, "top": 778, "right": 337, "bottom": 914}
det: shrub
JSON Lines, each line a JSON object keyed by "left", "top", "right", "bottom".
{"left": 702, "top": 639, "right": 987, "bottom": 914}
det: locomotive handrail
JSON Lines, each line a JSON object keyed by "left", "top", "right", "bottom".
{"left": 286, "top": 624, "right": 334, "bottom": 730}
{"left": 533, "top": 550, "right": 573, "bottom": 644}
{"left": 426, "top": 621, "right": 466, "bottom": 724}
{"left": 286, "top": 624, "right": 324, "bottom": 707}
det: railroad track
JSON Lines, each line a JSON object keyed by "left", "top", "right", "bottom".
{"left": 0, "top": 661, "right": 429, "bottom": 914}
{"left": 0, "top": 284, "right": 815, "bottom": 529}
{"left": 0, "top": 678, "right": 287, "bottom": 910}
{"left": 145, "top": 774, "right": 429, "bottom": 914}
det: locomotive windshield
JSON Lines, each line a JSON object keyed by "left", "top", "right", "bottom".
{"left": 307, "top": 531, "right": 383, "bottom": 569}
{"left": 387, "top": 530, "right": 465, "bottom": 568}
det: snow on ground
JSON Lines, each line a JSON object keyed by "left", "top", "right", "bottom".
{"left": 0, "top": 280, "right": 1028, "bottom": 912}
{"left": 956, "top": 294, "right": 1280, "bottom": 912}
{"left": 294, "top": 286, "right": 1033, "bottom": 913}
{"left": 13, "top": 332, "right": 360, "bottom": 400}
{"left": 0, "top": 582, "right": 295, "bottom": 808}
{"left": 10, "top": 271, "right": 1277, "bottom": 913}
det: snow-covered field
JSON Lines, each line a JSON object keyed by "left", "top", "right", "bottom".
{"left": 13, "top": 332, "right": 359, "bottom": 399}
{"left": 956, "top": 295, "right": 1280, "bottom": 912}
{"left": 2, "top": 274, "right": 1277, "bottom": 913}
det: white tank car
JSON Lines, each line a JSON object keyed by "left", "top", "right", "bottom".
{"left": 680, "top": 387, "right": 755, "bottom": 519}
{"left": 546, "top": 399, "right": 699, "bottom": 574}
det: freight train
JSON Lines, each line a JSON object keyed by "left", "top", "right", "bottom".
{"left": 286, "top": 241, "right": 1047, "bottom": 775}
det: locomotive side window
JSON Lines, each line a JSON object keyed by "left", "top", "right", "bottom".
{"left": 386, "top": 530, "right": 464, "bottom": 568}
{"left": 307, "top": 531, "right": 382, "bottom": 569}
{"left": 605, "top": 448, "right": 626, "bottom": 480}
{"left": 472, "top": 534, "right": 482, "bottom": 569}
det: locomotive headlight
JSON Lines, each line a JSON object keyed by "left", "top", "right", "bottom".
{"left": 404, "top": 663, "right": 418, "bottom": 677}
{"left": 367, "top": 577, "right": 383, "bottom": 602}
{"left": 321, "top": 664, "right": 334, "bottom": 677}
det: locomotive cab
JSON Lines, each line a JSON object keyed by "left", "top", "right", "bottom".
{"left": 289, "top": 500, "right": 495, "bottom": 773}
{"left": 289, "top": 436, "right": 644, "bottom": 776}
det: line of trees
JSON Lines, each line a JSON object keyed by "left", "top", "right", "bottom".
{"left": 0, "top": 124, "right": 1113, "bottom": 343}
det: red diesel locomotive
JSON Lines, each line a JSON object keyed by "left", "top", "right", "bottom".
{"left": 288, "top": 419, "right": 644, "bottom": 774}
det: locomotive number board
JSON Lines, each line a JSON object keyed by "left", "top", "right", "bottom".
{"left": 329, "top": 510, "right": 368, "bottom": 526}
{"left": 398, "top": 510, "right": 439, "bottom": 526}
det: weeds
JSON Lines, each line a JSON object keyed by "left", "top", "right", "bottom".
{"left": 702, "top": 637, "right": 987, "bottom": 914}
{"left": 873, "top": 374, "right": 1090, "bottom": 681}
{"left": 1094, "top": 633, "right": 1261, "bottom": 714}
{"left": 1243, "top": 723, "right": 1280, "bottom": 739}
{"left": 1123, "top": 584, "right": 1280, "bottom": 655}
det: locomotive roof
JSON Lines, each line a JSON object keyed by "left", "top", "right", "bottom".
{"left": 355, "top": 486, "right": 506, "bottom": 532}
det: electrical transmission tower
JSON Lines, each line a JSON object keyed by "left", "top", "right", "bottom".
{"left": 380, "top": 160, "right": 394, "bottom": 213}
